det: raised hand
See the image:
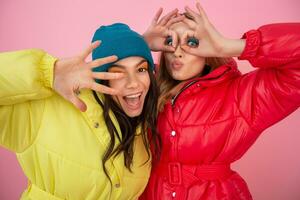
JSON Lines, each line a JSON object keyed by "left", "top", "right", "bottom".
{"left": 180, "top": 3, "right": 226, "bottom": 57}
{"left": 143, "top": 8, "right": 185, "bottom": 52}
{"left": 53, "top": 41, "right": 123, "bottom": 112}
{"left": 181, "top": 3, "right": 245, "bottom": 57}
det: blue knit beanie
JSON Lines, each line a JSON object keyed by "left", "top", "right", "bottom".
{"left": 91, "top": 23, "right": 154, "bottom": 74}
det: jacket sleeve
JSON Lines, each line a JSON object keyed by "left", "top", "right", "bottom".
{"left": 234, "top": 23, "right": 300, "bottom": 132}
{"left": 0, "top": 49, "right": 57, "bottom": 105}
{"left": 0, "top": 49, "right": 57, "bottom": 152}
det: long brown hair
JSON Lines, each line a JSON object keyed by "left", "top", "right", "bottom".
{"left": 93, "top": 68, "right": 161, "bottom": 183}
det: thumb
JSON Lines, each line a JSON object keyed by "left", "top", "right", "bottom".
{"left": 162, "top": 45, "right": 176, "bottom": 52}
{"left": 69, "top": 94, "right": 87, "bottom": 112}
{"left": 181, "top": 45, "right": 199, "bottom": 56}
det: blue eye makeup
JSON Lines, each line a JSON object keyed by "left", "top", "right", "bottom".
{"left": 187, "top": 37, "right": 199, "bottom": 47}
{"left": 165, "top": 36, "right": 173, "bottom": 46}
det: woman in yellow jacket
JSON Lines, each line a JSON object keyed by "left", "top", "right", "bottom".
{"left": 0, "top": 23, "right": 162, "bottom": 200}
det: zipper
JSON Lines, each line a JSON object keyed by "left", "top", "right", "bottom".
{"left": 171, "top": 80, "right": 198, "bottom": 106}
{"left": 170, "top": 67, "right": 232, "bottom": 106}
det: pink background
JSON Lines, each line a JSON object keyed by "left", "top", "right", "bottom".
{"left": 0, "top": 0, "right": 299, "bottom": 199}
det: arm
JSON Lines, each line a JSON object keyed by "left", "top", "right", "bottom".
{"left": 0, "top": 49, "right": 56, "bottom": 152}
{"left": 0, "top": 42, "right": 122, "bottom": 152}
{"left": 234, "top": 23, "right": 300, "bottom": 131}
{"left": 181, "top": 3, "right": 300, "bottom": 131}
{"left": 0, "top": 49, "right": 57, "bottom": 105}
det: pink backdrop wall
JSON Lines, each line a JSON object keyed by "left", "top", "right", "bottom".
{"left": 0, "top": 0, "right": 299, "bottom": 199}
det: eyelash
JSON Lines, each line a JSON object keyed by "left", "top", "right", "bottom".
{"left": 187, "top": 37, "right": 199, "bottom": 47}
{"left": 138, "top": 67, "right": 148, "bottom": 72}
{"left": 164, "top": 36, "right": 199, "bottom": 47}
{"left": 165, "top": 36, "right": 173, "bottom": 46}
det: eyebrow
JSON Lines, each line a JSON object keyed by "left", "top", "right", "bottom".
{"left": 111, "top": 59, "right": 148, "bottom": 69}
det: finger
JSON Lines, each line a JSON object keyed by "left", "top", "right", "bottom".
{"left": 168, "top": 30, "right": 178, "bottom": 49}
{"left": 152, "top": 8, "right": 163, "bottom": 24}
{"left": 182, "top": 18, "right": 197, "bottom": 29}
{"left": 196, "top": 2, "right": 208, "bottom": 20}
{"left": 184, "top": 6, "right": 199, "bottom": 17}
{"left": 69, "top": 94, "right": 87, "bottom": 112}
{"left": 180, "top": 30, "right": 195, "bottom": 46}
{"left": 164, "top": 47, "right": 176, "bottom": 52}
{"left": 161, "top": 45, "right": 176, "bottom": 52}
{"left": 158, "top": 8, "right": 178, "bottom": 26}
{"left": 81, "top": 40, "right": 101, "bottom": 60}
{"left": 89, "top": 55, "right": 118, "bottom": 68}
{"left": 161, "top": 30, "right": 177, "bottom": 51}
{"left": 92, "top": 72, "right": 125, "bottom": 80}
{"left": 184, "top": 6, "right": 202, "bottom": 23}
{"left": 181, "top": 44, "right": 199, "bottom": 56}
{"left": 165, "top": 15, "right": 185, "bottom": 27}
{"left": 90, "top": 82, "right": 119, "bottom": 95}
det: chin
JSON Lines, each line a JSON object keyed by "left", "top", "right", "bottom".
{"left": 170, "top": 72, "right": 188, "bottom": 81}
{"left": 124, "top": 109, "right": 143, "bottom": 118}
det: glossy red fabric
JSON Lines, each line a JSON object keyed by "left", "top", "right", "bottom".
{"left": 141, "top": 23, "right": 300, "bottom": 200}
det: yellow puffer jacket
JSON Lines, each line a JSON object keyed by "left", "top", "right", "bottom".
{"left": 0, "top": 49, "right": 151, "bottom": 200}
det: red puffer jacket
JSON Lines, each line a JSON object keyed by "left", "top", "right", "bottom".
{"left": 140, "top": 23, "right": 300, "bottom": 200}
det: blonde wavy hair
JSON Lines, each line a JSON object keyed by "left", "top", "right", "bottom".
{"left": 157, "top": 54, "right": 232, "bottom": 111}
{"left": 157, "top": 13, "right": 234, "bottom": 111}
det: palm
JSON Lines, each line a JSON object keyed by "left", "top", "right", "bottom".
{"left": 143, "top": 8, "right": 184, "bottom": 52}
{"left": 144, "top": 25, "right": 169, "bottom": 51}
{"left": 53, "top": 41, "right": 122, "bottom": 112}
{"left": 180, "top": 3, "right": 226, "bottom": 57}
{"left": 194, "top": 27, "right": 223, "bottom": 57}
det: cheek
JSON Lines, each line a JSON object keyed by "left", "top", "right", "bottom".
{"left": 176, "top": 56, "right": 204, "bottom": 80}
{"left": 185, "top": 56, "right": 205, "bottom": 71}
{"left": 186, "top": 54, "right": 205, "bottom": 65}
{"left": 109, "top": 79, "right": 124, "bottom": 90}
{"left": 164, "top": 54, "right": 172, "bottom": 65}
{"left": 163, "top": 54, "right": 173, "bottom": 73}
{"left": 135, "top": 72, "right": 151, "bottom": 94}
{"left": 141, "top": 74, "right": 151, "bottom": 91}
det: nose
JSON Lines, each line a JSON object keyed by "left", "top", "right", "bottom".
{"left": 174, "top": 45, "right": 183, "bottom": 58}
{"left": 125, "top": 73, "right": 139, "bottom": 89}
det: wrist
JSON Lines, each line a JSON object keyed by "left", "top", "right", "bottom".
{"left": 221, "top": 38, "right": 246, "bottom": 57}
{"left": 53, "top": 59, "right": 65, "bottom": 89}
{"left": 142, "top": 33, "right": 154, "bottom": 51}
{"left": 54, "top": 59, "right": 62, "bottom": 78}
{"left": 40, "top": 53, "right": 58, "bottom": 89}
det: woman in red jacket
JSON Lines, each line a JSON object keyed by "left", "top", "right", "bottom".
{"left": 141, "top": 3, "right": 300, "bottom": 200}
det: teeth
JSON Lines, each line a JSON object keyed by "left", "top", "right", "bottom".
{"left": 125, "top": 93, "right": 141, "bottom": 98}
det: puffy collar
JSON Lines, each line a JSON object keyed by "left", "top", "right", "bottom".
{"left": 171, "top": 60, "right": 241, "bottom": 106}
{"left": 185, "top": 59, "right": 240, "bottom": 87}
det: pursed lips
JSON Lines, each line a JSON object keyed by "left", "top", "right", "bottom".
{"left": 171, "top": 60, "right": 183, "bottom": 70}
